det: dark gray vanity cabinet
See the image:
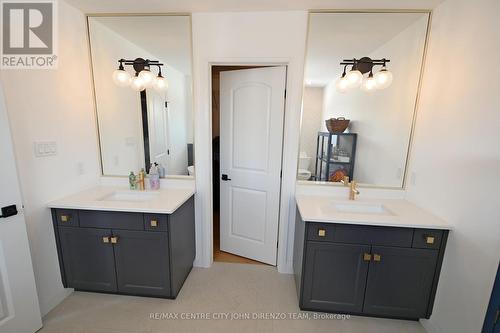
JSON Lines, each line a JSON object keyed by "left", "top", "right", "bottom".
{"left": 51, "top": 196, "right": 195, "bottom": 299}
{"left": 113, "top": 230, "right": 171, "bottom": 297}
{"left": 294, "top": 209, "right": 448, "bottom": 320}
{"left": 363, "top": 246, "right": 438, "bottom": 318}
{"left": 302, "top": 242, "right": 370, "bottom": 313}
{"left": 58, "top": 227, "right": 117, "bottom": 292}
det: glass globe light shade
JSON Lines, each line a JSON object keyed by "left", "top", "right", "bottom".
{"left": 345, "top": 69, "right": 363, "bottom": 88}
{"left": 138, "top": 69, "right": 155, "bottom": 88}
{"left": 153, "top": 75, "right": 169, "bottom": 92}
{"left": 374, "top": 67, "right": 393, "bottom": 89}
{"left": 335, "top": 76, "right": 349, "bottom": 93}
{"left": 361, "top": 74, "right": 378, "bottom": 92}
{"left": 130, "top": 75, "right": 145, "bottom": 92}
{"left": 112, "top": 68, "right": 131, "bottom": 87}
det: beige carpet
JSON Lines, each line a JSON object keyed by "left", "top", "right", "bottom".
{"left": 39, "top": 262, "right": 426, "bottom": 333}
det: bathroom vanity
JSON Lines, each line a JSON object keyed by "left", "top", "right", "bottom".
{"left": 294, "top": 195, "right": 451, "bottom": 320}
{"left": 48, "top": 187, "right": 195, "bottom": 299}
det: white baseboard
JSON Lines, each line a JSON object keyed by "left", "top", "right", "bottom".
{"left": 40, "top": 288, "right": 73, "bottom": 317}
{"left": 420, "top": 319, "right": 443, "bottom": 333}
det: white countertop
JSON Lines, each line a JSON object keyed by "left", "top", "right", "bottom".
{"left": 296, "top": 195, "right": 452, "bottom": 230}
{"left": 48, "top": 186, "right": 195, "bottom": 214}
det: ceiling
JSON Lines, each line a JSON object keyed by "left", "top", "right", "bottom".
{"left": 91, "top": 16, "right": 192, "bottom": 75}
{"left": 66, "top": 0, "right": 444, "bottom": 13}
{"left": 304, "top": 12, "right": 427, "bottom": 87}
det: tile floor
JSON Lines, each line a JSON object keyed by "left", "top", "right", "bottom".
{"left": 39, "top": 262, "right": 427, "bottom": 333}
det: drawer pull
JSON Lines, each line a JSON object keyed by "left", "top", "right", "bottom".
{"left": 425, "top": 236, "right": 435, "bottom": 244}
{"left": 318, "top": 229, "right": 326, "bottom": 237}
{"left": 373, "top": 254, "right": 381, "bottom": 262}
{"left": 60, "top": 215, "right": 70, "bottom": 222}
{"left": 102, "top": 236, "right": 110, "bottom": 244}
{"left": 363, "top": 253, "right": 372, "bottom": 262}
{"left": 150, "top": 220, "right": 158, "bottom": 227}
{"left": 111, "top": 236, "right": 119, "bottom": 244}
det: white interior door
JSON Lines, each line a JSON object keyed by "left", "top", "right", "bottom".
{"left": 219, "top": 66, "right": 287, "bottom": 265}
{"left": 0, "top": 85, "right": 42, "bottom": 333}
{"left": 146, "top": 89, "right": 169, "bottom": 168}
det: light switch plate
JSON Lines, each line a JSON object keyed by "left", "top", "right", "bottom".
{"left": 34, "top": 141, "right": 57, "bottom": 157}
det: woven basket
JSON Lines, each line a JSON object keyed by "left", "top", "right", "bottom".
{"left": 325, "top": 117, "right": 350, "bottom": 133}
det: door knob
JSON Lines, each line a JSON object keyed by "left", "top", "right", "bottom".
{"left": 318, "top": 229, "right": 326, "bottom": 237}
{"left": 425, "top": 235, "right": 435, "bottom": 244}
{"left": 373, "top": 254, "right": 381, "bottom": 262}
{"left": 102, "top": 236, "right": 110, "bottom": 243}
{"left": 60, "top": 215, "right": 70, "bottom": 222}
{"left": 221, "top": 174, "right": 232, "bottom": 181}
{"left": 110, "top": 236, "right": 119, "bottom": 244}
{"left": 363, "top": 253, "right": 372, "bottom": 262}
{"left": 150, "top": 220, "right": 158, "bottom": 227}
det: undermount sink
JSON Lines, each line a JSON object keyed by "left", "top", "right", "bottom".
{"left": 99, "top": 191, "right": 159, "bottom": 202}
{"left": 333, "top": 202, "right": 394, "bottom": 216}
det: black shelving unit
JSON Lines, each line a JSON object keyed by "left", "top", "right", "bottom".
{"left": 314, "top": 132, "right": 357, "bottom": 182}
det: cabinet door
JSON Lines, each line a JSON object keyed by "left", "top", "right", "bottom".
{"left": 113, "top": 230, "right": 171, "bottom": 297}
{"left": 363, "top": 246, "right": 438, "bottom": 319}
{"left": 58, "top": 227, "right": 117, "bottom": 292}
{"left": 302, "top": 241, "right": 370, "bottom": 313}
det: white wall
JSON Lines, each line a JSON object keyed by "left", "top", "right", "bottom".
{"left": 89, "top": 19, "right": 190, "bottom": 176}
{"left": 322, "top": 16, "right": 427, "bottom": 187}
{"left": 299, "top": 87, "right": 324, "bottom": 171}
{"left": 0, "top": 1, "right": 100, "bottom": 315}
{"left": 191, "top": 11, "right": 308, "bottom": 271}
{"left": 406, "top": 0, "right": 500, "bottom": 332}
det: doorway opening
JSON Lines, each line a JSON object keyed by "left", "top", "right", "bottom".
{"left": 211, "top": 65, "right": 287, "bottom": 266}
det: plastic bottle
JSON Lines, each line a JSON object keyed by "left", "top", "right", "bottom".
{"left": 149, "top": 164, "right": 160, "bottom": 190}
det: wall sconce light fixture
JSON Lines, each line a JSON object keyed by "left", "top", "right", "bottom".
{"left": 336, "top": 57, "right": 392, "bottom": 93}
{"left": 112, "top": 58, "right": 169, "bottom": 92}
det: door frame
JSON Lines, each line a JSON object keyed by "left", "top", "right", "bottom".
{"left": 200, "top": 59, "right": 299, "bottom": 272}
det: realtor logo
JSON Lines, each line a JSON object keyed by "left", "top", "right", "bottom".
{"left": 1, "top": 0, "right": 57, "bottom": 68}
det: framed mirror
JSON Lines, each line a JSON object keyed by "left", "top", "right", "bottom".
{"left": 87, "top": 15, "right": 194, "bottom": 177}
{"left": 299, "top": 11, "right": 430, "bottom": 188}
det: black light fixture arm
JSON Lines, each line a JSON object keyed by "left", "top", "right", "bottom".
{"left": 117, "top": 58, "right": 165, "bottom": 74}
{"left": 340, "top": 57, "right": 391, "bottom": 74}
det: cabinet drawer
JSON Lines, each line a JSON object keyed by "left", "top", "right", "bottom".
{"left": 79, "top": 210, "right": 144, "bottom": 230}
{"left": 307, "top": 223, "right": 336, "bottom": 242}
{"left": 307, "top": 223, "right": 413, "bottom": 247}
{"left": 333, "top": 224, "right": 413, "bottom": 247}
{"left": 144, "top": 214, "right": 168, "bottom": 232}
{"left": 56, "top": 209, "right": 79, "bottom": 227}
{"left": 412, "top": 229, "right": 443, "bottom": 249}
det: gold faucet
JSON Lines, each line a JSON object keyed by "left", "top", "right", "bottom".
{"left": 349, "top": 180, "right": 360, "bottom": 200}
{"left": 340, "top": 176, "right": 360, "bottom": 200}
{"left": 136, "top": 168, "right": 146, "bottom": 191}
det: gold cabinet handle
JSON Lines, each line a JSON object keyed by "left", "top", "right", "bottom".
{"left": 425, "top": 235, "right": 435, "bottom": 244}
{"left": 318, "top": 229, "right": 326, "bottom": 237}
{"left": 102, "top": 236, "right": 110, "bottom": 244}
{"left": 110, "top": 236, "right": 118, "bottom": 244}
{"left": 363, "top": 253, "right": 372, "bottom": 262}
{"left": 373, "top": 254, "right": 381, "bottom": 262}
{"left": 150, "top": 220, "right": 158, "bottom": 227}
{"left": 60, "top": 215, "right": 70, "bottom": 222}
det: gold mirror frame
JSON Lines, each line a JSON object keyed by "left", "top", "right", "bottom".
{"left": 299, "top": 9, "right": 432, "bottom": 190}
{"left": 85, "top": 13, "right": 195, "bottom": 179}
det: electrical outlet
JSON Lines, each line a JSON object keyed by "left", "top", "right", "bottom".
{"left": 34, "top": 141, "right": 57, "bottom": 157}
